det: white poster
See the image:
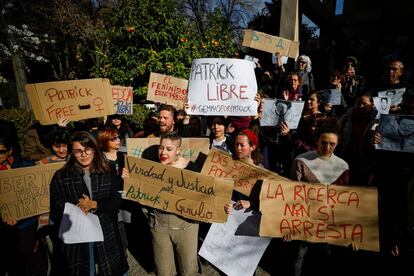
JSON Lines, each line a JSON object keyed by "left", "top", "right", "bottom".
{"left": 199, "top": 206, "right": 271, "bottom": 276}
{"left": 376, "top": 114, "right": 414, "bottom": 153}
{"left": 187, "top": 58, "right": 258, "bottom": 116}
{"left": 59, "top": 203, "right": 104, "bottom": 244}
{"left": 377, "top": 87, "right": 406, "bottom": 106}
{"left": 260, "top": 99, "right": 304, "bottom": 129}
{"left": 373, "top": 96, "right": 391, "bottom": 119}
{"left": 244, "top": 55, "right": 259, "bottom": 64}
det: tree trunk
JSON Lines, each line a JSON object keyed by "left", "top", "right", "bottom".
{"left": 11, "top": 53, "right": 31, "bottom": 110}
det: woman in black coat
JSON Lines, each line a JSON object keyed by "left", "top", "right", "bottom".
{"left": 49, "top": 131, "right": 128, "bottom": 276}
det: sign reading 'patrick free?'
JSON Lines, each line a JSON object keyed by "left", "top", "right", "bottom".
{"left": 26, "top": 78, "right": 115, "bottom": 125}
{"left": 187, "top": 58, "right": 258, "bottom": 116}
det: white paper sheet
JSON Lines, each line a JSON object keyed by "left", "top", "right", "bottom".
{"left": 58, "top": 202, "right": 104, "bottom": 244}
{"left": 199, "top": 206, "right": 271, "bottom": 276}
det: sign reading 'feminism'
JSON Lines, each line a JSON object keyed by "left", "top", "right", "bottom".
{"left": 147, "top": 73, "right": 189, "bottom": 108}
{"left": 187, "top": 58, "right": 258, "bottom": 116}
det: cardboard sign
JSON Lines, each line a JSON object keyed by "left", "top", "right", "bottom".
{"left": 242, "top": 30, "right": 300, "bottom": 59}
{"left": 200, "top": 148, "right": 282, "bottom": 196}
{"left": 123, "top": 156, "right": 234, "bottom": 223}
{"left": 260, "top": 99, "right": 305, "bottom": 129}
{"left": 147, "top": 73, "right": 188, "bottom": 108}
{"left": 187, "top": 58, "right": 258, "bottom": 116}
{"left": 111, "top": 85, "right": 133, "bottom": 114}
{"left": 26, "top": 78, "right": 115, "bottom": 125}
{"left": 259, "top": 178, "right": 379, "bottom": 251}
{"left": 0, "top": 162, "right": 64, "bottom": 221}
{"left": 126, "top": 137, "right": 210, "bottom": 162}
{"left": 199, "top": 206, "right": 271, "bottom": 276}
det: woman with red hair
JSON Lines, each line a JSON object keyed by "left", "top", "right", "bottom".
{"left": 96, "top": 128, "right": 129, "bottom": 254}
{"left": 225, "top": 128, "right": 262, "bottom": 212}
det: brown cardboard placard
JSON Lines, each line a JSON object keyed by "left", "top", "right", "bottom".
{"left": 26, "top": 78, "right": 116, "bottom": 125}
{"left": 259, "top": 178, "right": 379, "bottom": 251}
{"left": 127, "top": 137, "right": 210, "bottom": 162}
{"left": 0, "top": 162, "right": 64, "bottom": 221}
{"left": 200, "top": 148, "right": 282, "bottom": 196}
{"left": 242, "top": 29, "right": 300, "bottom": 58}
{"left": 111, "top": 85, "right": 133, "bottom": 114}
{"left": 124, "top": 156, "right": 234, "bottom": 223}
{"left": 147, "top": 72, "right": 188, "bottom": 108}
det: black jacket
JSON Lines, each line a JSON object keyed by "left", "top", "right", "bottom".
{"left": 50, "top": 166, "right": 128, "bottom": 276}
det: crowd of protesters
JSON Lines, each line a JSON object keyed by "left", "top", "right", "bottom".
{"left": 0, "top": 52, "right": 414, "bottom": 276}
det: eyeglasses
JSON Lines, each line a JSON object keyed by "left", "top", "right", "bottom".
{"left": 110, "top": 136, "right": 120, "bottom": 141}
{"left": 72, "top": 147, "right": 94, "bottom": 157}
{"left": 0, "top": 149, "right": 10, "bottom": 154}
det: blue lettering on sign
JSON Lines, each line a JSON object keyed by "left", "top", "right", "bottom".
{"left": 115, "top": 100, "right": 132, "bottom": 114}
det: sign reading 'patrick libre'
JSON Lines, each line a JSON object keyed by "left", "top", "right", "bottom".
{"left": 187, "top": 58, "right": 258, "bottom": 116}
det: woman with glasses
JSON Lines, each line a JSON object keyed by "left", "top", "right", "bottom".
{"left": 97, "top": 128, "right": 130, "bottom": 254}
{"left": 279, "top": 72, "right": 303, "bottom": 101}
{"left": 105, "top": 114, "right": 134, "bottom": 153}
{"left": 49, "top": 131, "right": 128, "bottom": 275}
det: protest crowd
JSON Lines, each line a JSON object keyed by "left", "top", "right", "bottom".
{"left": 1, "top": 34, "right": 414, "bottom": 276}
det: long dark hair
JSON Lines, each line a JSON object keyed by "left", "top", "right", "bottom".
{"left": 64, "top": 131, "right": 110, "bottom": 174}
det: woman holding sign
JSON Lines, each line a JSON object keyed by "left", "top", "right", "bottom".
{"left": 49, "top": 131, "right": 128, "bottom": 276}
{"left": 0, "top": 135, "right": 48, "bottom": 276}
{"left": 224, "top": 128, "right": 262, "bottom": 212}
{"left": 289, "top": 118, "right": 350, "bottom": 276}
{"left": 129, "top": 131, "right": 201, "bottom": 276}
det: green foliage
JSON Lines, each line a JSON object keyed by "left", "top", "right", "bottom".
{"left": 0, "top": 108, "right": 35, "bottom": 153}
{"left": 92, "top": 0, "right": 237, "bottom": 99}
{"left": 124, "top": 104, "right": 151, "bottom": 132}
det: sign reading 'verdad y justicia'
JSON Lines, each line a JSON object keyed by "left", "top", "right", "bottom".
{"left": 187, "top": 58, "right": 258, "bottom": 116}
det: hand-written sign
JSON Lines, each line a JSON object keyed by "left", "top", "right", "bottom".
{"left": 26, "top": 78, "right": 115, "bottom": 125}
{"left": 187, "top": 58, "right": 258, "bottom": 116}
{"left": 126, "top": 137, "right": 210, "bottom": 162}
{"left": 111, "top": 85, "right": 133, "bottom": 115}
{"left": 147, "top": 73, "right": 188, "bottom": 108}
{"left": 123, "top": 156, "right": 234, "bottom": 223}
{"left": 242, "top": 30, "right": 300, "bottom": 59}
{"left": 259, "top": 178, "right": 379, "bottom": 251}
{"left": 200, "top": 148, "right": 282, "bottom": 196}
{"left": 0, "top": 162, "right": 64, "bottom": 221}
